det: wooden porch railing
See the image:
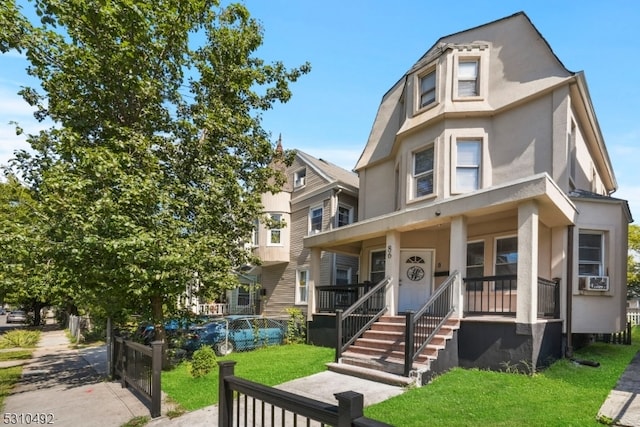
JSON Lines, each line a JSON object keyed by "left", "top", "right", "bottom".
{"left": 404, "top": 271, "right": 458, "bottom": 376}
{"left": 463, "top": 275, "right": 560, "bottom": 318}
{"left": 335, "top": 277, "right": 391, "bottom": 362}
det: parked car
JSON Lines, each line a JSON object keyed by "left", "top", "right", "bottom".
{"left": 6, "top": 310, "right": 27, "bottom": 324}
{"left": 183, "top": 315, "right": 286, "bottom": 356}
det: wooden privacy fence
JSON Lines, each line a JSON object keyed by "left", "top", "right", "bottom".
{"left": 218, "top": 361, "right": 392, "bottom": 427}
{"left": 112, "top": 337, "right": 163, "bottom": 418}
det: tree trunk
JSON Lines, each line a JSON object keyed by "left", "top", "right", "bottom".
{"left": 150, "top": 295, "right": 169, "bottom": 369}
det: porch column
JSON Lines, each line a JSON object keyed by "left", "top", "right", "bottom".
{"left": 308, "top": 247, "right": 322, "bottom": 321}
{"left": 385, "top": 231, "right": 401, "bottom": 316}
{"left": 450, "top": 215, "right": 467, "bottom": 317}
{"left": 516, "top": 200, "right": 539, "bottom": 328}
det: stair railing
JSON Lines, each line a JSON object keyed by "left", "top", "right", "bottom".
{"left": 335, "top": 276, "right": 391, "bottom": 362}
{"left": 404, "top": 271, "right": 458, "bottom": 376}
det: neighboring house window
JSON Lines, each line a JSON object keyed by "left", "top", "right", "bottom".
{"left": 495, "top": 236, "right": 517, "bottom": 290}
{"left": 455, "top": 139, "right": 481, "bottom": 193}
{"left": 251, "top": 219, "right": 259, "bottom": 246}
{"left": 268, "top": 213, "right": 282, "bottom": 245}
{"left": 310, "top": 206, "right": 323, "bottom": 234}
{"left": 413, "top": 146, "right": 435, "bottom": 198}
{"left": 466, "top": 241, "right": 485, "bottom": 291}
{"left": 294, "top": 168, "right": 306, "bottom": 188}
{"left": 296, "top": 269, "right": 308, "bottom": 304}
{"left": 419, "top": 69, "right": 436, "bottom": 108}
{"left": 370, "top": 250, "right": 386, "bottom": 284}
{"left": 457, "top": 59, "right": 479, "bottom": 97}
{"left": 337, "top": 205, "right": 353, "bottom": 227}
{"left": 579, "top": 232, "right": 604, "bottom": 276}
{"left": 336, "top": 266, "right": 352, "bottom": 285}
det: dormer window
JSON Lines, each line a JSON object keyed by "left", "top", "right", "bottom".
{"left": 457, "top": 60, "right": 479, "bottom": 97}
{"left": 294, "top": 168, "right": 306, "bottom": 188}
{"left": 419, "top": 69, "right": 436, "bottom": 109}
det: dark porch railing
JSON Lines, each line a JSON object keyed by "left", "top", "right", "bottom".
{"left": 463, "top": 275, "right": 560, "bottom": 318}
{"left": 404, "top": 271, "right": 458, "bottom": 376}
{"left": 335, "top": 277, "right": 391, "bottom": 362}
{"left": 316, "top": 283, "right": 377, "bottom": 313}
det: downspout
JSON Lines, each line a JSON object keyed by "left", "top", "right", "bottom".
{"left": 565, "top": 225, "right": 574, "bottom": 358}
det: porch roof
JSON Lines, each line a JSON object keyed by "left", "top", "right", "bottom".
{"left": 304, "top": 173, "right": 577, "bottom": 255}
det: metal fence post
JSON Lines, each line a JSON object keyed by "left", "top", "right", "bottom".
{"left": 335, "top": 309, "right": 343, "bottom": 362}
{"left": 150, "top": 341, "right": 163, "bottom": 418}
{"left": 404, "top": 311, "right": 415, "bottom": 377}
{"left": 218, "top": 361, "right": 237, "bottom": 427}
{"left": 335, "top": 391, "right": 363, "bottom": 427}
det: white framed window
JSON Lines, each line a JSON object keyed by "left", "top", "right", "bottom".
{"left": 335, "top": 266, "right": 352, "bottom": 285}
{"left": 295, "top": 269, "right": 308, "bottom": 304}
{"left": 294, "top": 168, "right": 306, "bottom": 188}
{"left": 309, "top": 206, "right": 323, "bottom": 234}
{"left": 579, "top": 232, "right": 604, "bottom": 276}
{"left": 413, "top": 146, "right": 435, "bottom": 199}
{"left": 268, "top": 213, "right": 283, "bottom": 245}
{"left": 454, "top": 139, "right": 481, "bottom": 193}
{"left": 418, "top": 68, "right": 437, "bottom": 109}
{"left": 251, "top": 219, "right": 259, "bottom": 246}
{"left": 495, "top": 236, "right": 517, "bottom": 291}
{"left": 370, "top": 250, "right": 386, "bottom": 284}
{"left": 337, "top": 204, "right": 353, "bottom": 227}
{"left": 457, "top": 59, "right": 479, "bottom": 97}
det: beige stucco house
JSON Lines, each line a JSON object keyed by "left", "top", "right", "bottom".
{"left": 303, "top": 12, "right": 632, "bottom": 381}
{"left": 248, "top": 140, "right": 360, "bottom": 318}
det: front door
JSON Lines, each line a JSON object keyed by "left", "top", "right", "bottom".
{"left": 398, "top": 250, "right": 433, "bottom": 312}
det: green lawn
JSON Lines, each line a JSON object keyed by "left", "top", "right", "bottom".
{"left": 162, "top": 344, "right": 334, "bottom": 410}
{"left": 161, "top": 330, "right": 639, "bottom": 426}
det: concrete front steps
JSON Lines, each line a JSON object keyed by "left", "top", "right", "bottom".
{"left": 327, "top": 315, "right": 459, "bottom": 387}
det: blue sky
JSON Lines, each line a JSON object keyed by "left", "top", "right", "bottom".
{"left": 1, "top": 1, "right": 639, "bottom": 218}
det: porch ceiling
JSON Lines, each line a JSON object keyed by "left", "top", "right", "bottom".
{"left": 304, "top": 173, "right": 577, "bottom": 252}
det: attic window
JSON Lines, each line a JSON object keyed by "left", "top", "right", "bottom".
{"left": 419, "top": 69, "right": 436, "bottom": 108}
{"left": 294, "top": 168, "right": 306, "bottom": 188}
{"left": 457, "top": 60, "right": 479, "bottom": 97}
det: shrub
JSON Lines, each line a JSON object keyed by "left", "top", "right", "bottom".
{"left": 285, "top": 307, "right": 306, "bottom": 344}
{"left": 0, "top": 329, "right": 41, "bottom": 349}
{"left": 189, "top": 346, "right": 216, "bottom": 378}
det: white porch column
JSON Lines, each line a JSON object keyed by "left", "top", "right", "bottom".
{"left": 449, "top": 216, "right": 467, "bottom": 317}
{"left": 385, "top": 231, "right": 401, "bottom": 316}
{"left": 516, "top": 200, "right": 539, "bottom": 326}
{"left": 308, "top": 247, "right": 322, "bottom": 322}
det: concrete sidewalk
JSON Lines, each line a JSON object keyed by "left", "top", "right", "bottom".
{"left": 598, "top": 350, "right": 640, "bottom": 426}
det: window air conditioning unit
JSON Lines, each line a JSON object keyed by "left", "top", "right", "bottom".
{"left": 579, "top": 276, "right": 609, "bottom": 292}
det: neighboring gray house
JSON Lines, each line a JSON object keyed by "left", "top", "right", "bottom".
{"left": 247, "top": 140, "right": 360, "bottom": 318}
{"left": 302, "top": 12, "right": 632, "bottom": 384}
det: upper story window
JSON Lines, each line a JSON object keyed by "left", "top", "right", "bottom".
{"left": 457, "top": 59, "right": 479, "bottom": 97}
{"left": 251, "top": 219, "right": 259, "bottom": 246}
{"left": 268, "top": 213, "right": 282, "bottom": 245}
{"left": 309, "top": 206, "right": 323, "bottom": 234}
{"left": 337, "top": 205, "right": 353, "bottom": 227}
{"left": 579, "top": 232, "right": 604, "bottom": 276}
{"left": 419, "top": 69, "right": 436, "bottom": 109}
{"left": 454, "top": 139, "right": 481, "bottom": 193}
{"left": 413, "top": 146, "right": 435, "bottom": 198}
{"left": 294, "top": 168, "right": 306, "bottom": 188}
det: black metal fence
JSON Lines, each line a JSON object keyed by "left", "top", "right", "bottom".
{"left": 218, "top": 361, "right": 392, "bottom": 427}
{"left": 316, "top": 283, "right": 377, "bottom": 313}
{"left": 595, "top": 322, "right": 633, "bottom": 345}
{"left": 112, "top": 337, "right": 162, "bottom": 417}
{"left": 537, "top": 278, "right": 560, "bottom": 318}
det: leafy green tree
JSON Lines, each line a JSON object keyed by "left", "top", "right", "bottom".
{"left": 3, "top": 1, "right": 306, "bottom": 340}
{"left": 628, "top": 224, "right": 640, "bottom": 298}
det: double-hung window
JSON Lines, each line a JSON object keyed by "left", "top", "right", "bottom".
{"left": 370, "top": 250, "right": 386, "bottom": 284}
{"left": 336, "top": 266, "right": 352, "bottom": 285}
{"left": 419, "top": 69, "right": 436, "bottom": 108}
{"left": 310, "top": 206, "right": 323, "bottom": 234}
{"left": 495, "top": 236, "right": 517, "bottom": 290}
{"left": 337, "top": 205, "right": 353, "bottom": 227}
{"left": 455, "top": 139, "right": 481, "bottom": 193}
{"left": 579, "top": 232, "right": 603, "bottom": 276}
{"left": 294, "top": 168, "right": 306, "bottom": 188}
{"left": 466, "top": 241, "right": 485, "bottom": 291}
{"left": 268, "top": 214, "right": 282, "bottom": 245}
{"left": 296, "top": 269, "right": 308, "bottom": 304}
{"left": 457, "top": 59, "right": 479, "bottom": 97}
{"left": 413, "top": 146, "right": 434, "bottom": 198}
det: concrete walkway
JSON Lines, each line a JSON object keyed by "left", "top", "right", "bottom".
{"left": 598, "top": 350, "right": 640, "bottom": 426}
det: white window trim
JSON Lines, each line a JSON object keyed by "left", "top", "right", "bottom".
{"left": 415, "top": 64, "right": 438, "bottom": 113}
{"left": 452, "top": 49, "right": 488, "bottom": 102}
{"left": 410, "top": 144, "right": 436, "bottom": 202}
{"left": 295, "top": 268, "right": 309, "bottom": 305}
{"left": 578, "top": 231, "right": 605, "bottom": 277}
{"left": 451, "top": 138, "right": 482, "bottom": 194}
{"left": 309, "top": 205, "right": 323, "bottom": 235}
{"left": 267, "top": 213, "right": 284, "bottom": 246}
{"left": 294, "top": 168, "right": 306, "bottom": 189}
{"left": 335, "top": 266, "right": 353, "bottom": 285}
{"left": 336, "top": 203, "right": 354, "bottom": 228}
